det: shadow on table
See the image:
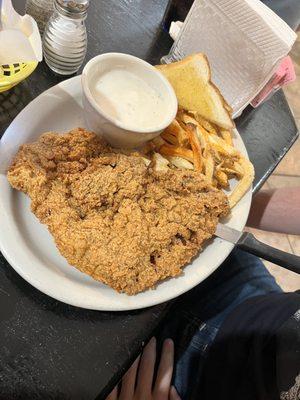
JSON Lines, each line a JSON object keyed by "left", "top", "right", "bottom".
{"left": 145, "top": 27, "right": 173, "bottom": 65}
{"left": 0, "top": 389, "right": 66, "bottom": 400}
{"left": 0, "top": 81, "right": 33, "bottom": 136}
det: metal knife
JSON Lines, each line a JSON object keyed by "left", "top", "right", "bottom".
{"left": 215, "top": 224, "right": 300, "bottom": 275}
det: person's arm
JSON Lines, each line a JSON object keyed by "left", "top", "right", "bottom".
{"left": 247, "top": 187, "right": 300, "bottom": 235}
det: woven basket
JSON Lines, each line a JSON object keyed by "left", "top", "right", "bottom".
{"left": 0, "top": 62, "right": 38, "bottom": 93}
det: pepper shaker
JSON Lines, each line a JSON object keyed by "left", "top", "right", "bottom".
{"left": 25, "top": 0, "right": 55, "bottom": 35}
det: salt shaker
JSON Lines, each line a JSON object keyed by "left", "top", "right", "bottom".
{"left": 43, "top": 0, "right": 89, "bottom": 75}
{"left": 25, "top": 0, "right": 55, "bottom": 35}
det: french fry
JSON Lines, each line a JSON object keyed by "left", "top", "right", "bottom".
{"left": 180, "top": 112, "right": 198, "bottom": 126}
{"left": 142, "top": 136, "right": 169, "bottom": 155}
{"left": 221, "top": 160, "right": 244, "bottom": 178}
{"left": 141, "top": 157, "right": 151, "bottom": 167}
{"left": 215, "top": 169, "right": 229, "bottom": 188}
{"left": 159, "top": 144, "right": 194, "bottom": 163}
{"left": 141, "top": 141, "right": 156, "bottom": 155}
{"left": 208, "top": 134, "right": 239, "bottom": 157}
{"left": 167, "top": 156, "right": 194, "bottom": 170}
{"left": 190, "top": 112, "right": 218, "bottom": 135}
{"left": 228, "top": 156, "right": 254, "bottom": 208}
{"left": 222, "top": 157, "right": 235, "bottom": 169}
{"left": 233, "top": 161, "right": 244, "bottom": 176}
{"left": 212, "top": 178, "right": 218, "bottom": 187}
{"left": 211, "top": 148, "right": 222, "bottom": 163}
{"left": 220, "top": 129, "right": 233, "bottom": 146}
{"left": 161, "top": 131, "right": 179, "bottom": 145}
{"left": 152, "top": 136, "right": 166, "bottom": 149}
{"left": 151, "top": 105, "right": 254, "bottom": 208}
{"left": 186, "top": 124, "right": 203, "bottom": 172}
{"left": 196, "top": 124, "right": 212, "bottom": 157}
{"left": 152, "top": 152, "right": 169, "bottom": 172}
{"left": 164, "top": 119, "right": 189, "bottom": 147}
{"left": 176, "top": 108, "right": 186, "bottom": 121}
{"left": 204, "top": 152, "right": 214, "bottom": 183}
{"left": 221, "top": 167, "right": 240, "bottom": 178}
{"left": 180, "top": 112, "right": 211, "bottom": 157}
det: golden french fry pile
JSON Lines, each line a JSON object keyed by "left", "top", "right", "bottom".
{"left": 145, "top": 111, "right": 254, "bottom": 209}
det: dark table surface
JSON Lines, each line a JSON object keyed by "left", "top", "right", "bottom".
{"left": 0, "top": 1, "right": 299, "bottom": 399}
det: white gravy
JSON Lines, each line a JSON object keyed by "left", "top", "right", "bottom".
{"left": 91, "top": 69, "right": 168, "bottom": 130}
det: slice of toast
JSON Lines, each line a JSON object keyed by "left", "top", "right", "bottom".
{"left": 157, "top": 54, "right": 234, "bottom": 130}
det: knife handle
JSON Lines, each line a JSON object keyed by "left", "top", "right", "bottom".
{"left": 237, "top": 232, "right": 300, "bottom": 275}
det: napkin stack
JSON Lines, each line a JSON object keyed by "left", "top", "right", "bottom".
{"left": 0, "top": 0, "right": 42, "bottom": 65}
{"left": 164, "top": 0, "right": 297, "bottom": 116}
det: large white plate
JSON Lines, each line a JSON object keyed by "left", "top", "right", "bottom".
{"left": 0, "top": 76, "right": 252, "bottom": 311}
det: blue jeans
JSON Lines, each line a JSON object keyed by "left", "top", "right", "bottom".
{"left": 158, "top": 249, "right": 282, "bottom": 400}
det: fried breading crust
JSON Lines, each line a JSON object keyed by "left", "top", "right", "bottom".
{"left": 8, "top": 128, "right": 229, "bottom": 294}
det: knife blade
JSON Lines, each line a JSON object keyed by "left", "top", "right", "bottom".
{"left": 215, "top": 223, "right": 300, "bottom": 275}
{"left": 215, "top": 223, "right": 242, "bottom": 244}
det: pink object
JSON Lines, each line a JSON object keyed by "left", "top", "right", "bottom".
{"left": 251, "top": 56, "right": 296, "bottom": 108}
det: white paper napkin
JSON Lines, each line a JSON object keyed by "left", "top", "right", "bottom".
{"left": 0, "top": 0, "right": 42, "bottom": 64}
{"left": 163, "top": 0, "right": 297, "bottom": 117}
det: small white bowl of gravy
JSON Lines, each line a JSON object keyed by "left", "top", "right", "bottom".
{"left": 82, "top": 53, "right": 178, "bottom": 148}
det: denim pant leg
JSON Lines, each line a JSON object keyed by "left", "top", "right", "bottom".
{"left": 158, "top": 249, "right": 282, "bottom": 400}
{"left": 261, "top": 0, "right": 300, "bottom": 30}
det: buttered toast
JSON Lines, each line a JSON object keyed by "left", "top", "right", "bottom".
{"left": 157, "top": 54, "right": 234, "bottom": 130}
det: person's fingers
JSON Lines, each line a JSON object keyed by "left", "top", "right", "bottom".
{"left": 119, "top": 356, "right": 140, "bottom": 400}
{"left": 106, "top": 386, "right": 118, "bottom": 400}
{"left": 153, "top": 339, "right": 174, "bottom": 399}
{"left": 169, "top": 386, "right": 181, "bottom": 400}
{"left": 135, "top": 337, "right": 157, "bottom": 397}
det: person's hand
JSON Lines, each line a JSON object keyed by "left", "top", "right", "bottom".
{"left": 106, "top": 337, "right": 181, "bottom": 400}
